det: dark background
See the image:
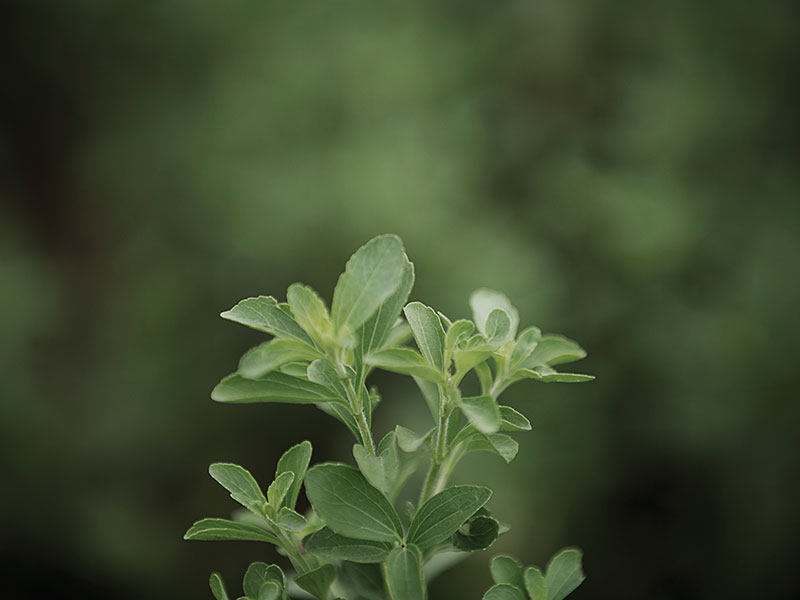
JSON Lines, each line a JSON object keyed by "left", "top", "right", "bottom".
{"left": 2, "top": 1, "right": 799, "bottom": 598}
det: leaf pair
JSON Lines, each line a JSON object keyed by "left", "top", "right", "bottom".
{"left": 484, "top": 549, "right": 585, "bottom": 600}
{"left": 209, "top": 562, "right": 287, "bottom": 600}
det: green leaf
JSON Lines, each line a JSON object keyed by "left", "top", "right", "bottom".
{"left": 459, "top": 395, "right": 501, "bottom": 434}
{"left": 509, "top": 326, "right": 542, "bottom": 369}
{"left": 304, "top": 527, "right": 392, "bottom": 563}
{"left": 238, "top": 339, "right": 321, "bottom": 380}
{"left": 475, "top": 362, "right": 493, "bottom": 395}
{"left": 286, "top": 283, "right": 335, "bottom": 347}
{"left": 485, "top": 309, "right": 513, "bottom": 345}
{"left": 367, "top": 348, "right": 444, "bottom": 383}
{"left": 406, "top": 485, "right": 492, "bottom": 550}
{"left": 212, "top": 373, "right": 344, "bottom": 405}
{"left": 452, "top": 430, "right": 519, "bottom": 463}
{"left": 499, "top": 406, "right": 532, "bottom": 431}
{"left": 331, "top": 234, "right": 407, "bottom": 334}
{"left": 384, "top": 545, "right": 425, "bottom": 600}
{"left": 516, "top": 367, "right": 594, "bottom": 383}
{"left": 545, "top": 548, "right": 585, "bottom": 600}
{"left": 451, "top": 514, "right": 500, "bottom": 551}
{"left": 185, "top": 518, "right": 278, "bottom": 543}
{"left": 304, "top": 463, "right": 403, "bottom": 542}
{"left": 483, "top": 584, "right": 526, "bottom": 600}
{"left": 524, "top": 566, "right": 546, "bottom": 600}
{"left": 209, "top": 572, "right": 230, "bottom": 600}
{"left": 336, "top": 562, "right": 385, "bottom": 600}
{"left": 353, "top": 432, "right": 399, "bottom": 495}
{"left": 523, "top": 335, "right": 586, "bottom": 368}
{"left": 357, "top": 258, "right": 415, "bottom": 358}
{"left": 294, "top": 564, "right": 335, "bottom": 600}
{"left": 491, "top": 555, "right": 525, "bottom": 590}
{"left": 470, "top": 289, "right": 519, "bottom": 339}
{"left": 208, "top": 463, "right": 267, "bottom": 514}
{"left": 274, "top": 506, "right": 306, "bottom": 532}
{"left": 275, "top": 440, "right": 312, "bottom": 510}
{"left": 453, "top": 335, "right": 494, "bottom": 377}
{"left": 266, "top": 471, "right": 294, "bottom": 508}
{"left": 243, "top": 563, "right": 284, "bottom": 600}
{"left": 221, "top": 296, "right": 314, "bottom": 345}
{"left": 256, "top": 581, "right": 282, "bottom": 600}
{"left": 395, "top": 425, "right": 434, "bottom": 453}
{"left": 306, "top": 359, "right": 349, "bottom": 400}
{"left": 444, "top": 319, "right": 475, "bottom": 365}
{"left": 403, "top": 302, "right": 446, "bottom": 372}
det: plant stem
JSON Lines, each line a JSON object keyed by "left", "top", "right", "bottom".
{"left": 354, "top": 405, "right": 376, "bottom": 454}
{"left": 419, "top": 384, "right": 450, "bottom": 505}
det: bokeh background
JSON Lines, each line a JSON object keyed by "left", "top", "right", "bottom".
{"left": 2, "top": 1, "right": 799, "bottom": 598}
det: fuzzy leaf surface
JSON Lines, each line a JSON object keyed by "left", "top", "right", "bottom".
{"left": 212, "top": 373, "right": 344, "bottom": 405}
{"left": 403, "top": 302, "right": 446, "bottom": 372}
{"left": 384, "top": 545, "right": 425, "bottom": 600}
{"left": 304, "top": 527, "right": 392, "bottom": 563}
{"left": 275, "top": 440, "right": 312, "bottom": 510}
{"left": 406, "top": 485, "right": 492, "bottom": 550}
{"left": 184, "top": 519, "right": 277, "bottom": 543}
{"left": 208, "top": 463, "right": 266, "bottom": 514}
{"left": 221, "top": 296, "right": 313, "bottom": 344}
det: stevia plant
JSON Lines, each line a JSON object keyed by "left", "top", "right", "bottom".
{"left": 185, "top": 234, "right": 593, "bottom": 600}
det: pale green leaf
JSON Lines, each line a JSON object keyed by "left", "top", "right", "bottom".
{"left": 406, "top": 485, "right": 492, "bottom": 550}
{"left": 459, "top": 395, "right": 501, "bottom": 434}
{"left": 353, "top": 432, "right": 399, "bottom": 495}
{"left": 499, "top": 406, "right": 532, "bottom": 431}
{"left": 545, "top": 548, "right": 585, "bottom": 600}
{"left": 470, "top": 289, "right": 519, "bottom": 339}
{"left": 304, "top": 526, "right": 392, "bottom": 563}
{"left": 304, "top": 463, "right": 403, "bottom": 542}
{"left": 524, "top": 566, "right": 546, "bottom": 600}
{"left": 238, "top": 339, "right": 321, "bottom": 379}
{"left": 286, "top": 283, "right": 335, "bottom": 347}
{"left": 331, "top": 234, "right": 407, "bottom": 334}
{"left": 395, "top": 425, "right": 434, "bottom": 453}
{"left": 485, "top": 309, "right": 513, "bottom": 345}
{"left": 208, "top": 463, "right": 267, "bottom": 514}
{"left": 516, "top": 367, "right": 594, "bottom": 383}
{"left": 184, "top": 518, "right": 278, "bottom": 544}
{"left": 306, "top": 359, "right": 349, "bottom": 400}
{"left": 367, "top": 348, "right": 444, "bottom": 383}
{"left": 523, "top": 335, "right": 586, "bottom": 368}
{"left": 444, "top": 319, "right": 475, "bottom": 365}
{"left": 483, "top": 584, "right": 526, "bottom": 600}
{"left": 403, "top": 302, "right": 446, "bottom": 372}
{"left": 294, "top": 564, "right": 335, "bottom": 600}
{"left": 212, "top": 373, "right": 344, "bottom": 405}
{"left": 474, "top": 362, "right": 493, "bottom": 396}
{"left": 382, "top": 320, "right": 413, "bottom": 349}
{"left": 509, "top": 327, "right": 542, "bottom": 369}
{"left": 357, "top": 259, "right": 415, "bottom": 358}
{"left": 243, "top": 563, "right": 284, "bottom": 600}
{"left": 256, "top": 581, "right": 282, "bottom": 600}
{"left": 491, "top": 555, "right": 525, "bottom": 589}
{"left": 452, "top": 429, "right": 519, "bottom": 463}
{"left": 275, "top": 440, "right": 312, "bottom": 510}
{"left": 221, "top": 296, "right": 314, "bottom": 345}
{"left": 266, "top": 471, "right": 294, "bottom": 508}
{"left": 209, "top": 572, "right": 230, "bottom": 600}
{"left": 384, "top": 545, "right": 425, "bottom": 600}
{"left": 275, "top": 506, "right": 306, "bottom": 532}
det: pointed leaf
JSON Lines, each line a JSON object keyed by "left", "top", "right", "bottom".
{"left": 499, "top": 406, "right": 532, "bottom": 431}
{"left": 286, "top": 283, "right": 334, "bottom": 347}
{"left": 304, "top": 526, "right": 392, "bottom": 563}
{"left": 209, "top": 572, "right": 230, "bottom": 600}
{"left": 353, "top": 432, "right": 399, "bottom": 495}
{"left": 212, "top": 373, "right": 344, "bottom": 405}
{"left": 395, "top": 425, "right": 434, "bottom": 453}
{"left": 516, "top": 367, "right": 594, "bottom": 383}
{"left": 331, "top": 234, "right": 407, "bottom": 334}
{"left": 523, "top": 335, "right": 587, "bottom": 368}
{"left": 384, "top": 545, "right": 425, "bottom": 600}
{"left": 459, "top": 395, "right": 501, "bottom": 434}
{"left": 367, "top": 348, "right": 444, "bottom": 383}
{"left": 184, "top": 518, "right": 278, "bottom": 543}
{"left": 306, "top": 359, "right": 349, "bottom": 400}
{"left": 524, "top": 566, "right": 546, "bottom": 600}
{"left": 238, "top": 339, "right": 321, "bottom": 379}
{"left": 266, "top": 472, "right": 294, "bottom": 508}
{"left": 275, "top": 440, "right": 313, "bottom": 510}
{"left": 545, "top": 548, "right": 585, "bottom": 600}
{"left": 483, "top": 584, "right": 526, "bottom": 600}
{"left": 407, "top": 485, "right": 492, "bottom": 550}
{"left": 294, "top": 564, "right": 335, "bottom": 600}
{"left": 208, "top": 463, "right": 267, "bottom": 514}
{"left": 470, "top": 289, "right": 519, "bottom": 339}
{"left": 357, "top": 258, "right": 415, "bottom": 358}
{"left": 403, "top": 302, "right": 446, "bottom": 372}
{"left": 304, "top": 463, "right": 403, "bottom": 542}
{"left": 221, "top": 296, "right": 313, "bottom": 344}
{"left": 491, "top": 555, "right": 525, "bottom": 589}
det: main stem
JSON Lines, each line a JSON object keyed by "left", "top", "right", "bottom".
{"left": 419, "top": 384, "right": 450, "bottom": 505}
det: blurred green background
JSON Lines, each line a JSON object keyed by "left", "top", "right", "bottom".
{"left": 2, "top": 1, "right": 799, "bottom": 598}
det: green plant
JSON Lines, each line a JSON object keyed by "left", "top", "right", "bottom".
{"left": 185, "top": 234, "right": 593, "bottom": 600}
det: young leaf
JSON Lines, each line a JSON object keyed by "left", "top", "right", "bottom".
{"left": 483, "top": 584, "right": 526, "bottom": 600}
{"left": 499, "top": 406, "right": 532, "bottom": 431}
{"left": 470, "top": 289, "right": 519, "bottom": 339}
{"left": 459, "top": 395, "right": 501, "bottom": 434}
{"left": 306, "top": 359, "right": 349, "bottom": 400}
{"left": 490, "top": 555, "right": 525, "bottom": 590}
{"left": 509, "top": 326, "right": 542, "bottom": 369}
{"left": 522, "top": 335, "right": 587, "bottom": 368}
{"left": 485, "top": 309, "right": 513, "bottom": 345}
{"left": 406, "top": 485, "right": 492, "bottom": 550}
{"left": 357, "top": 258, "right": 415, "bottom": 359}
{"left": 243, "top": 563, "right": 284, "bottom": 600}
{"left": 451, "top": 514, "right": 500, "bottom": 551}
{"left": 184, "top": 518, "right": 279, "bottom": 543}
{"left": 221, "top": 296, "right": 314, "bottom": 345}
{"left": 304, "top": 527, "right": 392, "bottom": 563}
{"left": 403, "top": 302, "right": 446, "bottom": 372}
{"left": 452, "top": 429, "right": 519, "bottom": 463}
{"left": 209, "top": 572, "right": 230, "bottom": 600}
{"left": 352, "top": 432, "right": 399, "bottom": 495}
{"left": 275, "top": 440, "right": 313, "bottom": 510}
{"left": 516, "top": 367, "right": 594, "bottom": 383}
{"left": 384, "top": 545, "right": 425, "bottom": 600}
{"left": 238, "top": 339, "right": 321, "bottom": 380}
{"left": 331, "top": 234, "right": 407, "bottom": 334}
{"left": 294, "top": 564, "right": 335, "bottom": 600}
{"left": 395, "top": 425, "right": 434, "bottom": 453}
{"left": 275, "top": 507, "right": 306, "bottom": 532}
{"left": 208, "top": 463, "right": 267, "bottom": 514}
{"left": 304, "top": 463, "right": 403, "bottom": 542}
{"left": 212, "top": 373, "right": 345, "bottom": 405}
{"left": 545, "top": 548, "right": 585, "bottom": 600}
{"left": 367, "top": 348, "right": 444, "bottom": 384}
{"left": 266, "top": 471, "right": 294, "bottom": 508}
{"left": 524, "top": 566, "right": 546, "bottom": 600}
{"left": 444, "top": 319, "right": 475, "bottom": 365}
{"left": 256, "top": 581, "right": 282, "bottom": 600}
{"left": 286, "top": 283, "right": 334, "bottom": 348}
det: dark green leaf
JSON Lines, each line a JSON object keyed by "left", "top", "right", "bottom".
{"left": 266, "top": 471, "right": 294, "bottom": 510}
{"left": 243, "top": 563, "right": 284, "bottom": 600}
{"left": 212, "top": 373, "right": 344, "bottom": 405}
{"left": 406, "top": 485, "right": 492, "bottom": 550}
{"left": 275, "top": 507, "right": 306, "bottom": 532}
{"left": 221, "top": 296, "right": 313, "bottom": 345}
{"left": 208, "top": 463, "right": 266, "bottom": 514}
{"left": 384, "top": 545, "right": 425, "bottom": 600}
{"left": 294, "top": 564, "right": 335, "bottom": 600}
{"left": 452, "top": 514, "right": 500, "bottom": 551}
{"left": 357, "top": 258, "right": 415, "bottom": 358}
{"left": 353, "top": 432, "right": 399, "bottom": 495}
{"left": 304, "top": 527, "right": 392, "bottom": 563}
{"left": 184, "top": 518, "right": 278, "bottom": 543}
{"left": 306, "top": 359, "right": 349, "bottom": 400}
{"left": 238, "top": 339, "right": 321, "bottom": 379}
{"left": 336, "top": 562, "right": 385, "bottom": 600}
{"left": 275, "top": 440, "right": 312, "bottom": 510}
{"left": 304, "top": 463, "right": 403, "bottom": 542}
{"left": 404, "top": 302, "right": 446, "bottom": 372}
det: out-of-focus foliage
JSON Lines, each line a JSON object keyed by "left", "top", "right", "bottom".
{"left": 1, "top": 1, "right": 798, "bottom": 599}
